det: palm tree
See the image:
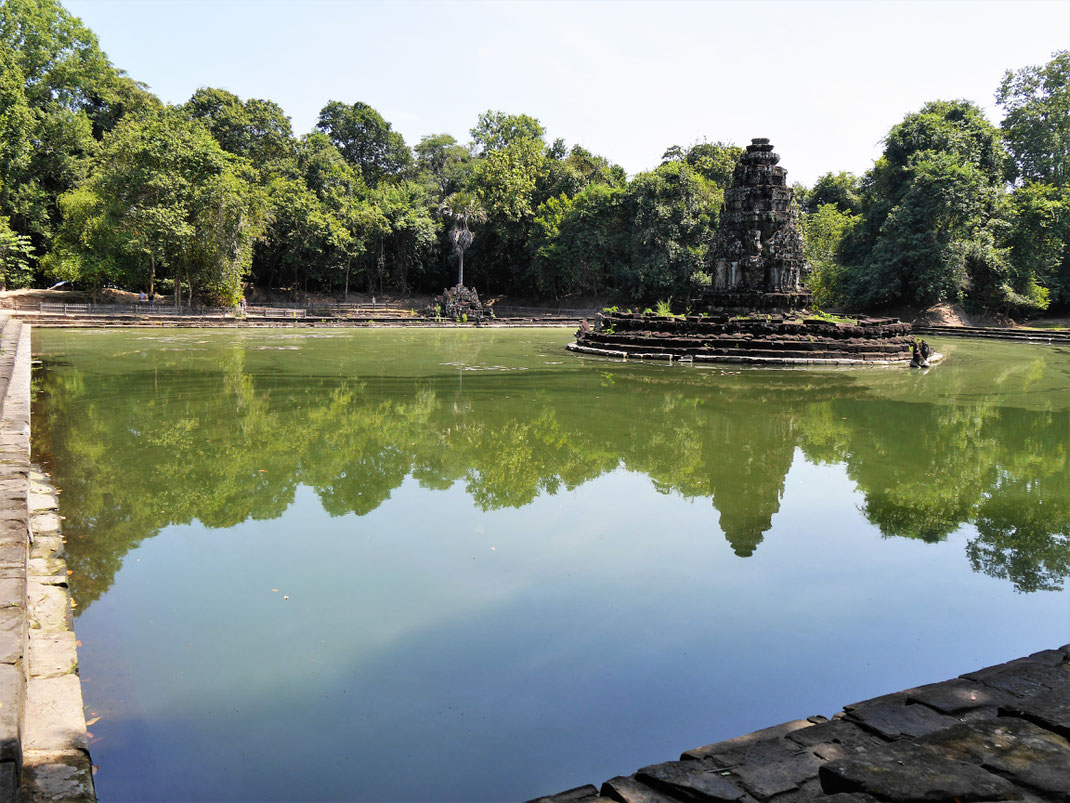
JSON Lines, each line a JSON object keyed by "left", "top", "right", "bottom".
{"left": 439, "top": 191, "right": 487, "bottom": 287}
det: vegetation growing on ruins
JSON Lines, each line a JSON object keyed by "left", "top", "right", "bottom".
{"left": 0, "top": 0, "right": 1067, "bottom": 314}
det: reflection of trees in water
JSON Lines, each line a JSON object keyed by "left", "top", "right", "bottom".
{"left": 31, "top": 345, "right": 1070, "bottom": 609}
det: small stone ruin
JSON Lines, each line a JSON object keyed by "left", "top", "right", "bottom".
{"left": 426, "top": 285, "right": 493, "bottom": 323}
{"left": 569, "top": 138, "right": 928, "bottom": 365}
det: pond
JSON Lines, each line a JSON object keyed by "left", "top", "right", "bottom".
{"left": 31, "top": 328, "right": 1070, "bottom": 801}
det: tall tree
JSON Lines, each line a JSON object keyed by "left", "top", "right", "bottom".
{"left": 842, "top": 100, "right": 1018, "bottom": 310}
{"left": 0, "top": 216, "right": 34, "bottom": 288}
{"left": 804, "top": 171, "right": 862, "bottom": 215}
{"left": 622, "top": 160, "right": 719, "bottom": 300}
{"left": 470, "top": 110, "right": 545, "bottom": 156}
{"left": 184, "top": 88, "right": 294, "bottom": 166}
{"left": 997, "top": 50, "right": 1070, "bottom": 186}
{"left": 801, "top": 202, "right": 859, "bottom": 307}
{"left": 439, "top": 191, "right": 486, "bottom": 286}
{"left": 47, "top": 108, "right": 266, "bottom": 305}
{"left": 315, "top": 101, "right": 413, "bottom": 188}
{"left": 0, "top": 0, "right": 158, "bottom": 274}
{"left": 414, "top": 133, "right": 471, "bottom": 199}
{"left": 0, "top": 43, "right": 32, "bottom": 222}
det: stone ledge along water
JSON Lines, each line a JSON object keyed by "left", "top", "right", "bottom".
{"left": 0, "top": 313, "right": 95, "bottom": 803}
{"left": 527, "top": 645, "right": 1070, "bottom": 803}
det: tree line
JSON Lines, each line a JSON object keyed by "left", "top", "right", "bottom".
{"left": 1, "top": 0, "right": 1067, "bottom": 314}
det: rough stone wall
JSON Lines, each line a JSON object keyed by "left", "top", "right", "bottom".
{"left": 708, "top": 138, "right": 810, "bottom": 297}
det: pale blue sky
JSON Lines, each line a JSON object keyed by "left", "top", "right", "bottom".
{"left": 65, "top": 0, "right": 1070, "bottom": 185}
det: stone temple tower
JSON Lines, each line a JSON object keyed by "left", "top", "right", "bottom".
{"left": 704, "top": 138, "right": 811, "bottom": 312}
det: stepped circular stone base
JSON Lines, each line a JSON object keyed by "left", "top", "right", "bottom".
{"left": 568, "top": 312, "right": 941, "bottom": 366}
{"left": 566, "top": 340, "right": 944, "bottom": 366}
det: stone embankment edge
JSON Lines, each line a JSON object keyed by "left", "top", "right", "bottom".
{"left": 528, "top": 645, "right": 1070, "bottom": 803}
{"left": 0, "top": 316, "right": 94, "bottom": 803}
{"left": 9, "top": 312, "right": 586, "bottom": 329}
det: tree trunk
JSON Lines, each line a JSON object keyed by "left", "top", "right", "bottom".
{"left": 457, "top": 249, "right": 464, "bottom": 287}
{"left": 344, "top": 260, "right": 350, "bottom": 301}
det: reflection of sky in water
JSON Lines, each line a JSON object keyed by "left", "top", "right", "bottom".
{"left": 33, "top": 329, "right": 1070, "bottom": 801}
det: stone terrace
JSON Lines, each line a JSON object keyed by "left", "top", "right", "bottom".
{"left": 528, "top": 646, "right": 1070, "bottom": 802}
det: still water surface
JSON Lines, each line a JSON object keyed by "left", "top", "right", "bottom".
{"left": 31, "top": 328, "right": 1070, "bottom": 801}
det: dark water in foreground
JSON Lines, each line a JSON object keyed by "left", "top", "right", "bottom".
{"left": 31, "top": 328, "right": 1070, "bottom": 801}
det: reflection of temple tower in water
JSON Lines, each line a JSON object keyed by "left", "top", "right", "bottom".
{"left": 703, "top": 407, "right": 797, "bottom": 557}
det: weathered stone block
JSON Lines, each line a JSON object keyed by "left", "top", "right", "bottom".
{"left": 907, "top": 677, "right": 1013, "bottom": 716}
{"left": 786, "top": 719, "right": 887, "bottom": 760}
{"left": 29, "top": 514, "right": 60, "bottom": 535}
{"left": 27, "top": 557, "right": 67, "bottom": 583}
{"left": 1025, "top": 649, "right": 1067, "bottom": 666}
{"left": 0, "top": 663, "right": 22, "bottom": 765}
{"left": 29, "top": 537, "right": 62, "bottom": 561}
{"left": 0, "top": 760, "right": 17, "bottom": 802}
{"left": 843, "top": 697, "right": 958, "bottom": 740}
{"left": 27, "top": 493, "right": 57, "bottom": 513}
{"left": 681, "top": 720, "right": 813, "bottom": 761}
{"left": 27, "top": 632, "right": 76, "bottom": 679}
{"left": 0, "top": 544, "right": 23, "bottom": 570}
{"left": 0, "top": 607, "right": 23, "bottom": 666}
{"left": 0, "top": 579, "right": 25, "bottom": 612}
{"left": 523, "top": 784, "right": 601, "bottom": 803}
{"left": 636, "top": 760, "right": 750, "bottom": 801}
{"left": 600, "top": 775, "right": 680, "bottom": 803}
{"left": 964, "top": 660, "right": 1070, "bottom": 699}
{"left": 819, "top": 739, "right": 1019, "bottom": 801}
{"left": 1000, "top": 684, "right": 1070, "bottom": 740}
{"left": 23, "top": 676, "right": 87, "bottom": 753}
{"left": 26, "top": 583, "right": 69, "bottom": 632}
{"left": 0, "top": 521, "right": 26, "bottom": 549}
{"left": 22, "top": 748, "right": 95, "bottom": 802}
{"left": 918, "top": 717, "right": 1070, "bottom": 800}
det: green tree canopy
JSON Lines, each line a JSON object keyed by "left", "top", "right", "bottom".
{"left": 470, "top": 110, "right": 546, "bottom": 156}
{"left": 842, "top": 100, "right": 1022, "bottom": 311}
{"left": 47, "top": 108, "right": 266, "bottom": 304}
{"left": 184, "top": 87, "right": 295, "bottom": 166}
{"left": 998, "top": 50, "right": 1070, "bottom": 186}
{"left": 414, "top": 133, "right": 471, "bottom": 199}
{"left": 804, "top": 171, "right": 862, "bottom": 215}
{"left": 315, "top": 100, "right": 413, "bottom": 188}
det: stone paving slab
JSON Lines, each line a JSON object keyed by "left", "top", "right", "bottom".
{"left": 26, "top": 583, "right": 69, "bottom": 632}
{"left": 27, "top": 634, "right": 77, "bottom": 680}
{"left": 918, "top": 717, "right": 1070, "bottom": 800}
{"left": 22, "top": 678, "right": 87, "bottom": 755}
{"left": 681, "top": 720, "right": 813, "bottom": 762}
{"left": 818, "top": 740, "right": 1021, "bottom": 801}
{"left": 530, "top": 646, "right": 1070, "bottom": 802}
{"left": 22, "top": 750, "right": 94, "bottom": 803}
{"left": 636, "top": 760, "right": 752, "bottom": 802}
